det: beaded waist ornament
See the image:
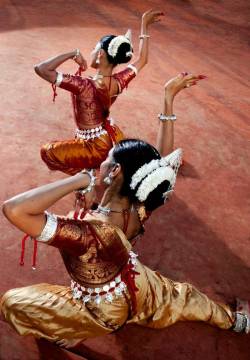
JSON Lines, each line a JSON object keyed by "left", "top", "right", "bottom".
{"left": 71, "top": 251, "right": 138, "bottom": 307}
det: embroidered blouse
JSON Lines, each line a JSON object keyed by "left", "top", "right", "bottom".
{"left": 55, "top": 65, "right": 137, "bottom": 129}
{"left": 37, "top": 213, "right": 131, "bottom": 287}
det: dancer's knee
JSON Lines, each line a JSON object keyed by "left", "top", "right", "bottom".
{"left": 0, "top": 289, "right": 17, "bottom": 317}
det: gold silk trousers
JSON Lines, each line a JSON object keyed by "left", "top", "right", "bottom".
{"left": 0, "top": 260, "right": 234, "bottom": 343}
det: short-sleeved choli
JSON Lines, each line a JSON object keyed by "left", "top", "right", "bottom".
{"left": 36, "top": 212, "right": 131, "bottom": 285}
{"left": 55, "top": 73, "right": 88, "bottom": 95}
{"left": 113, "top": 65, "right": 137, "bottom": 94}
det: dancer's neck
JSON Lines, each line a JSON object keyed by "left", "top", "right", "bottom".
{"left": 95, "top": 64, "right": 113, "bottom": 77}
{"left": 100, "top": 191, "right": 131, "bottom": 213}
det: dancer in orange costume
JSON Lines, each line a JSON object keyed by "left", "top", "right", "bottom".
{"left": 35, "top": 10, "right": 164, "bottom": 176}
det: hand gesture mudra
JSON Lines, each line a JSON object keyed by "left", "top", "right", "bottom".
{"left": 73, "top": 50, "right": 88, "bottom": 71}
{"left": 142, "top": 9, "right": 164, "bottom": 27}
{"left": 164, "top": 72, "right": 207, "bottom": 99}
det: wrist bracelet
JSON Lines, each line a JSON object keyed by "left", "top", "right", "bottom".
{"left": 73, "top": 48, "right": 80, "bottom": 61}
{"left": 139, "top": 34, "right": 150, "bottom": 40}
{"left": 76, "top": 169, "right": 96, "bottom": 195}
{"left": 158, "top": 113, "right": 177, "bottom": 122}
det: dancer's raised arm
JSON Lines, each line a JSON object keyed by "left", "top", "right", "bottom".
{"left": 34, "top": 50, "right": 87, "bottom": 84}
{"left": 156, "top": 73, "right": 207, "bottom": 156}
{"left": 132, "top": 10, "right": 164, "bottom": 73}
{"left": 2, "top": 171, "right": 92, "bottom": 237}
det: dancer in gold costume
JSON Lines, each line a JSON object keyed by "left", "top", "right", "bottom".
{"left": 1, "top": 73, "right": 248, "bottom": 349}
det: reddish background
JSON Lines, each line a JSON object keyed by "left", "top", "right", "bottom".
{"left": 0, "top": 1, "right": 249, "bottom": 359}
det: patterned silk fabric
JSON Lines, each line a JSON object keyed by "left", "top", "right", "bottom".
{"left": 59, "top": 67, "right": 136, "bottom": 128}
{"left": 40, "top": 67, "right": 135, "bottom": 174}
{"left": 40, "top": 125, "right": 124, "bottom": 175}
{"left": 1, "top": 217, "right": 235, "bottom": 344}
{"left": 47, "top": 217, "right": 131, "bottom": 286}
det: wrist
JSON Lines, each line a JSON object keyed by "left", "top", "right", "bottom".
{"left": 74, "top": 170, "right": 96, "bottom": 195}
{"left": 72, "top": 49, "right": 80, "bottom": 60}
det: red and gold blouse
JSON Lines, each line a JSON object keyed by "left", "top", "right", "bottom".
{"left": 55, "top": 66, "right": 137, "bottom": 129}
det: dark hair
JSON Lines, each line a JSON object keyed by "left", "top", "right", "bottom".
{"left": 112, "top": 139, "right": 171, "bottom": 212}
{"left": 100, "top": 35, "right": 133, "bottom": 66}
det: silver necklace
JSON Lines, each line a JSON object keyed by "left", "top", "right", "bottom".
{"left": 95, "top": 205, "right": 128, "bottom": 216}
{"left": 92, "top": 74, "right": 112, "bottom": 81}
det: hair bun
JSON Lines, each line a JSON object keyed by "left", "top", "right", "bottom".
{"left": 100, "top": 35, "right": 133, "bottom": 66}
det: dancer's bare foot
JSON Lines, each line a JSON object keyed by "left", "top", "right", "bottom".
{"left": 56, "top": 338, "right": 83, "bottom": 349}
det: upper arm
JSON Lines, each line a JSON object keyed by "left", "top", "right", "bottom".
{"left": 113, "top": 65, "right": 137, "bottom": 94}
{"left": 34, "top": 65, "right": 57, "bottom": 84}
{"left": 130, "top": 59, "right": 146, "bottom": 74}
{"left": 2, "top": 200, "right": 47, "bottom": 238}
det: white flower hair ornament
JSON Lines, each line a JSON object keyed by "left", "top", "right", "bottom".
{"left": 130, "top": 148, "right": 183, "bottom": 203}
{"left": 107, "top": 29, "right": 133, "bottom": 59}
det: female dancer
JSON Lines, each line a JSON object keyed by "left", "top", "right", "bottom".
{"left": 35, "top": 10, "right": 164, "bottom": 176}
{"left": 1, "top": 73, "right": 248, "bottom": 349}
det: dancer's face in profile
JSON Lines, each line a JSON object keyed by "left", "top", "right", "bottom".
{"left": 99, "top": 148, "right": 122, "bottom": 187}
{"left": 99, "top": 148, "right": 114, "bottom": 180}
{"left": 90, "top": 41, "right": 101, "bottom": 68}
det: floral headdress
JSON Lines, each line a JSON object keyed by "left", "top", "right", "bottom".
{"left": 130, "top": 148, "right": 183, "bottom": 202}
{"left": 107, "top": 29, "right": 133, "bottom": 58}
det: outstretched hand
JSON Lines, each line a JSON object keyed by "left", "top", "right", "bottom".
{"left": 164, "top": 72, "right": 207, "bottom": 100}
{"left": 142, "top": 9, "right": 164, "bottom": 28}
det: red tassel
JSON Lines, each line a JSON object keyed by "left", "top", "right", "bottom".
{"left": 32, "top": 239, "right": 38, "bottom": 270}
{"left": 51, "top": 83, "right": 57, "bottom": 102}
{"left": 121, "top": 263, "right": 140, "bottom": 314}
{"left": 20, "top": 234, "right": 29, "bottom": 266}
{"left": 20, "top": 234, "right": 38, "bottom": 269}
{"left": 103, "top": 118, "right": 117, "bottom": 145}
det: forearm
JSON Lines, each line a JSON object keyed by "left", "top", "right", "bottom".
{"left": 156, "top": 98, "right": 174, "bottom": 156}
{"left": 3, "top": 173, "right": 88, "bottom": 216}
{"left": 132, "top": 20, "right": 149, "bottom": 72}
{"left": 2, "top": 173, "right": 90, "bottom": 237}
{"left": 34, "top": 50, "right": 77, "bottom": 83}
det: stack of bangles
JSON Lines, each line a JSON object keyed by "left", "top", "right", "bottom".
{"left": 76, "top": 169, "right": 96, "bottom": 196}
{"left": 158, "top": 113, "right": 177, "bottom": 122}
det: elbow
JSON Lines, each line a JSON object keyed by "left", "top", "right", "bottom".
{"left": 2, "top": 199, "right": 20, "bottom": 223}
{"left": 34, "top": 63, "right": 47, "bottom": 78}
{"left": 34, "top": 64, "right": 43, "bottom": 76}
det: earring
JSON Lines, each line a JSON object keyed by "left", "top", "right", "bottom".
{"left": 96, "top": 57, "right": 100, "bottom": 64}
{"left": 103, "top": 173, "right": 113, "bottom": 185}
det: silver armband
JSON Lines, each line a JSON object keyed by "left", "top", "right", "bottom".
{"left": 36, "top": 212, "right": 58, "bottom": 242}
{"left": 127, "top": 64, "right": 138, "bottom": 76}
{"left": 158, "top": 113, "right": 177, "bottom": 122}
{"left": 55, "top": 72, "right": 63, "bottom": 87}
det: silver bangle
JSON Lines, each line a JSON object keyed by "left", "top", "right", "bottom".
{"left": 158, "top": 113, "right": 177, "bottom": 122}
{"left": 73, "top": 48, "right": 80, "bottom": 61}
{"left": 76, "top": 169, "right": 96, "bottom": 195}
{"left": 139, "top": 34, "right": 150, "bottom": 39}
